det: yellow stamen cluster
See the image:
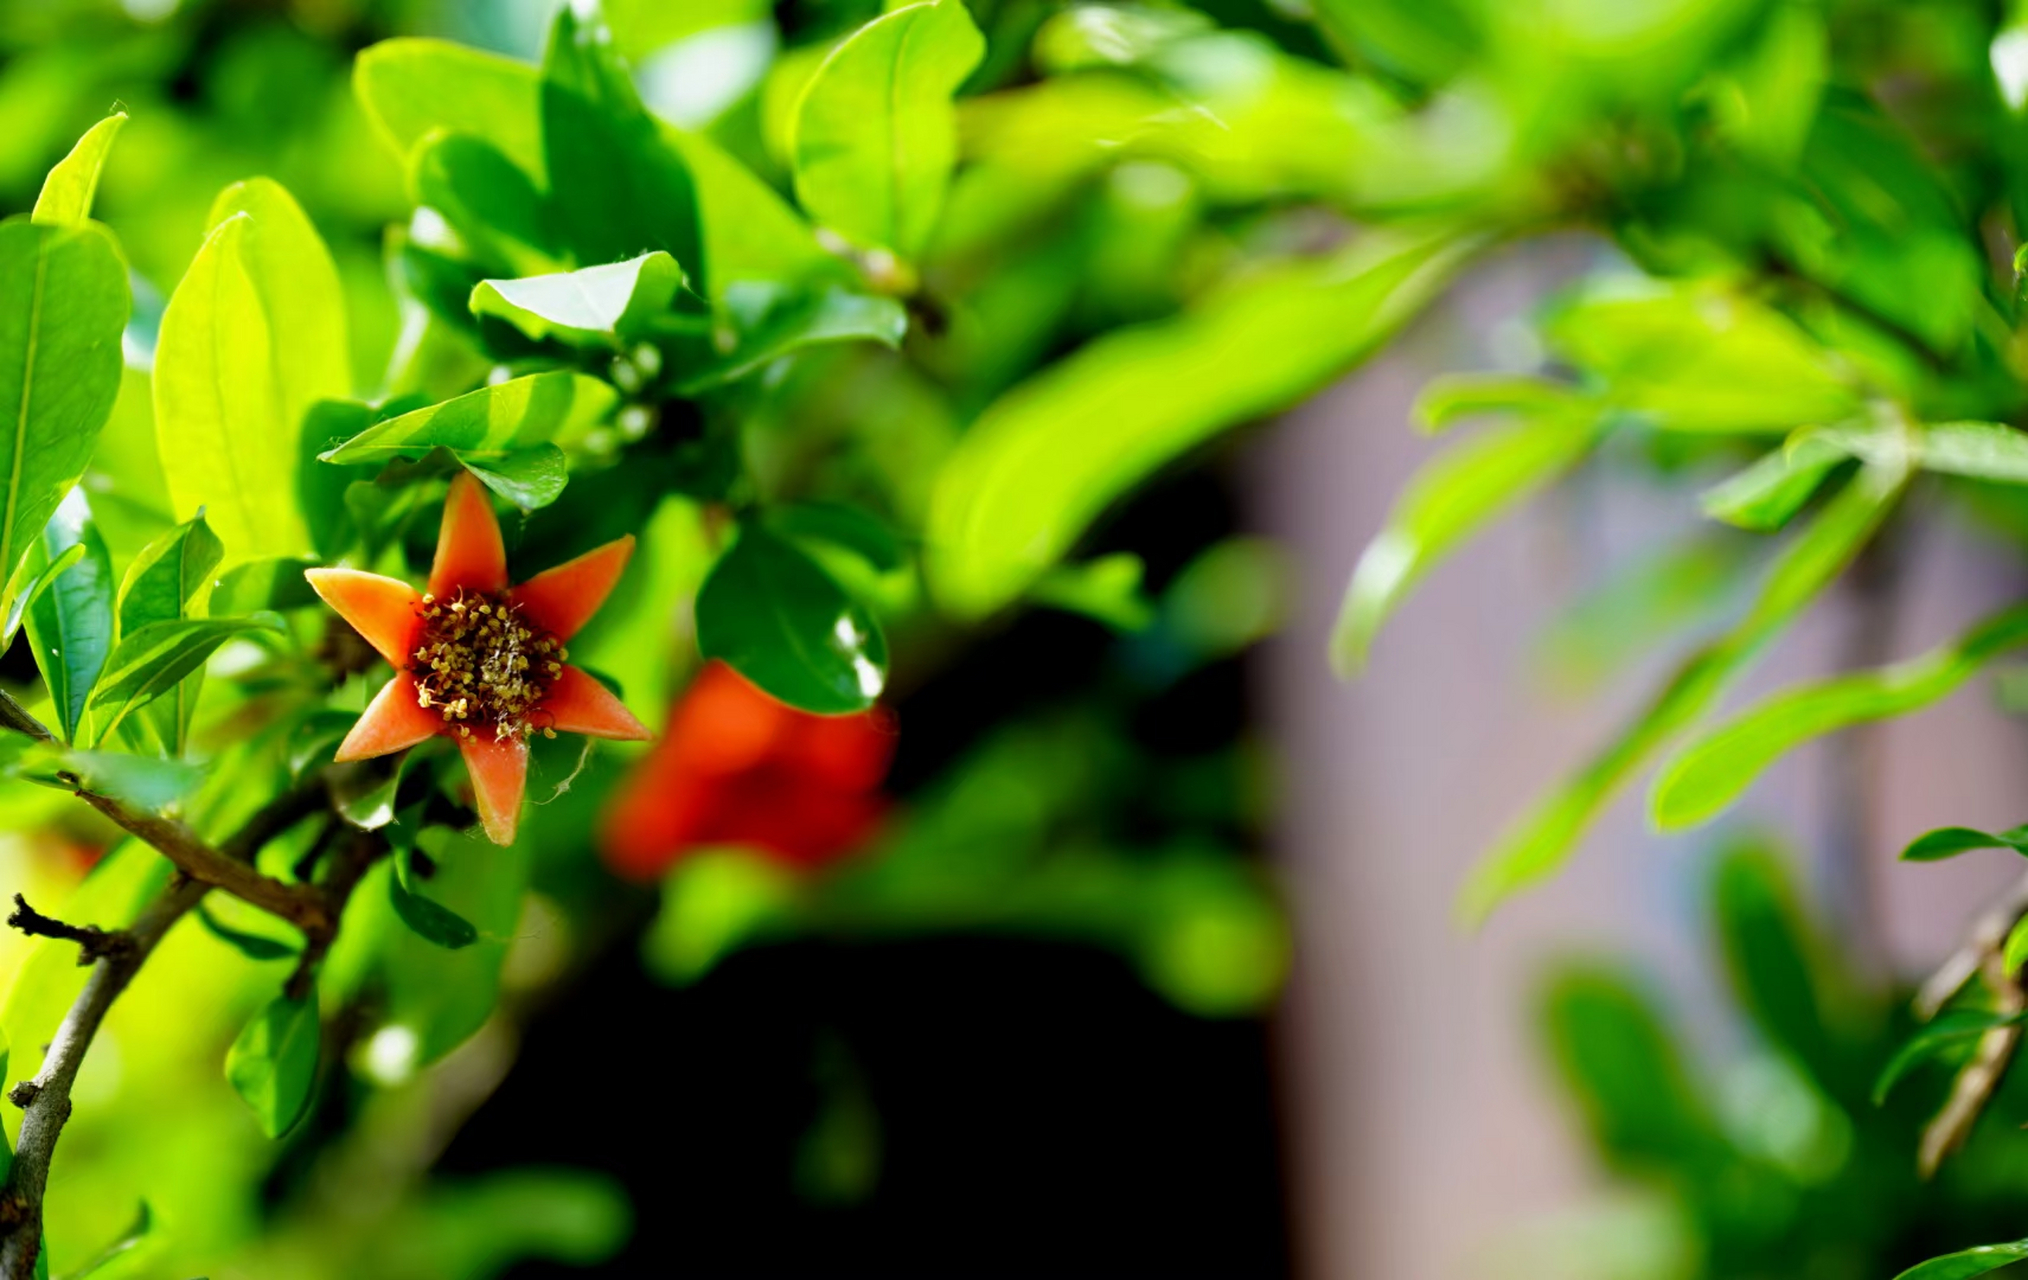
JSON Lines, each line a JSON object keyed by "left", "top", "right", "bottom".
{"left": 410, "top": 589, "right": 567, "bottom": 743}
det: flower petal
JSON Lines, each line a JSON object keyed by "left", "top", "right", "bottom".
{"left": 429, "top": 471, "right": 508, "bottom": 597}
{"left": 509, "top": 536, "right": 634, "bottom": 640}
{"left": 305, "top": 568, "right": 422, "bottom": 666}
{"left": 461, "top": 733, "right": 528, "bottom": 845}
{"left": 336, "top": 674, "right": 442, "bottom": 762}
{"left": 541, "top": 665, "right": 652, "bottom": 740}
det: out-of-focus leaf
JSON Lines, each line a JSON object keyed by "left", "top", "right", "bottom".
{"left": 1460, "top": 461, "right": 1905, "bottom": 923}
{"left": 2004, "top": 916, "right": 2028, "bottom": 977}
{"left": 383, "top": 826, "right": 529, "bottom": 1062}
{"left": 1535, "top": 534, "right": 1747, "bottom": 693}
{"left": 469, "top": 252, "right": 683, "bottom": 345}
{"left": 116, "top": 513, "right": 222, "bottom": 639}
{"left": 1712, "top": 843, "right": 1844, "bottom": 1096}
{"left": 1873, "top": 1011, "right": 2028, "bottom": 1106}
{"left": 0, "top": 217, "right": 128, "bottom": 623}
{"left": 58, "top": 1199, "right": 154, "bottom": 1280}
{"left": 675, "top": 285, "right": 906, "bottom": 392}
{"left": 1310, "top": 0, "right": 1477, "bottom": 83}
{"left": 643, "top": 849, "right": 800, "bottom": 985}
{"left": 156, "top": 182, "right": 350, "bottom": 566}
{"left": 226, "top": 991, "right": 320, "bottom": 1139}
{"left": 1030, "top": 554, "right": 1155, "bottom": 632}
{"left": 696, "top": 525, "right": 888, "bottom": 714}
{"left": 195, "top": 904, "right": 297, "bottom": 962}
{"left": 388, "top": 846, "right": 479, "bottom": 949}
{"left": 86, "top": 613, "right": 285, "bottom": 745}
{"left": 32, "top": 748, "right": 203, "bottom": 812}
{"left": 23, "top": 491, "right": 113, "bottom": 744}
{"left": 1899, "top": 825, "right": 2028, "bottom": 862}
{"left": 1412, "top": 372, "right": 1577, "bottom": 434}
{"left": 1332, "top": 409, "right": 1599, "bottom": 675}
{"left": 929, "top": 225, "right": 1481, "bottom": 618}
{"left": 792, "top": 0, "right": 985, "bottom": 260}
{"left": 542, "top": 7, "right": 706, "bottom": 291}
{"left": 1701, "top": 434, "right": 1850, "bottom": 531}
{"left": 30, "top": 112, "right": 125, "bottom": 226}
{"left": 1892, "top": 1241, "right": 2028, "bottom": 1280}
{"left": 320, "top": 372, "right": 616, "bottom": 464}
{"left": 212, "top": 557, "right": 321, "bottom": 616}
{"left": 355, "top": 38, "right": 546, "bottom": 181}
{"left": 1652, "top": 603, "right": 2028, "bottom": 830}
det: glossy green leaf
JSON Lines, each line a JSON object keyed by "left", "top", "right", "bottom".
{"left": 156, "top": 186, "right": 348, "bottom": 566}
{"left": 23, "top": 491, "right": 114, "bottom": 744}
{"left": 412, "top": 132, "right": 562, "bottom": 277}
{"left": 466, "top": 445, "right": 569, "bottom": 512}
{"left": 676, "top": 286, "right": 908, "bottom": 393}
{"left": 542, "top": 7, "right": 706, "bottom": 289}
{"left": 470, "top": 252, "right": 684, "bottom": 345}
{"left": 1892, "top": 1241, "right": 2028, "bottom": 1280}
{"left": 1460, "top": 461, "right": 1905, "bottom": 923}
{"left": 769, "top": 501, "right": 906, "bottom": 573}
{"left": 1, "top": 542, "right": 83, "bottom": 647}
{"left": 1873, "top": 1010, "right": 2028, "bottom": 1106}
{"left": 792, "top": 0, "right": 985, "bottom": 260}
{"left": 1652, "top": 602, "right": 2028, "bottom": 830}
{"left": 320, "top": 372, "right": 616, "bottom": 465}
{"left": 388, "top": 846, "right": 479, "bottom": 950}
{"left": 1701, "top": 434, "right": 1850, "bottom": 531}
{"left": 86, "top": 613, "right": 285, "bottom": 745}
{"left": 1900, "top": 824, "right": 2028, "bottom": 862}
{"left": 929, "top": 226, "right": 1480, "bottom": 618}
{"left": 225, "top": 991, "right": 320, "bottom": 1139}
{"left": 697, "top": 526, "right": 888, "bottom": 713}
{"left": 30, "top": 112, "right": 125, "bottom": 226}
{"left": 336, "top": 744, "right": 427, "bottom": 832}
{"left": 0, "top": 216, "right": 129, "bottom": 620}
{"left": 355, "top": 38, "right": 547, "bottom": 181}
{"left": 195, "top": 905, "right": 297, "bottom": 962}
{"left": 1332, "top": 409, "right": 1599, "bottom": 676}
{"left": 116, "top": 513, "right": 223, "bottom": 638}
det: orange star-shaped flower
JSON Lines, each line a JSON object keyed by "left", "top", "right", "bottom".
{"left": 306, "top": 472, "right": 651, "bottom": 845}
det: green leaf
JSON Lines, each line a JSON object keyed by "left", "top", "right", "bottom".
{"left": 195, "top": 905, "right": 296, "bottom": 962}
{"left": 58, "top": 1199, "right": 153, "bottom": 1280}
{"left": 336, "top": 743, "right": 428, "bottom": 832}
{"left": 30, "top": 112, "right": 125, "bottom": 227}
{"left": 212, "top": 557, "right": 321, "bottom": 616}
{"left": 469, "top": 252, "right": 684, "bottom": 345}
{"left": 1030, "top": 554, "right": 1155, "bottom": 632}
{"left": 1459, "top": 461, "right": 1906, "bottom": 923}
{"left": 412, "top": 132, "right": 563, "bottom": 277}
{"left": 355, "top": 38, "right": 547, "bottom": 182}
{"left": 23, "top": 491, "right": 114, "bottom": 744}
{"left": 225, "top": 992, "right": 320, "bottom": 1138}
{"left": 1701, "top": 434, "right": 1850, "bottom": 531}
{"left": 542, "top": 6, "right": 706, "bottom": 290}
{"left": 1892, "top": 1241, "right": 2028, "bottom": 1280}
{"left": 791, "top": 0, "right": 985, "bottom": 260}
{"left": 1712, "top": 843, "right": 1843, "bottom": 1096}
{"left": 116, "top": 513, "right": 224, "bottom": 638}
{"left": 769, "top": 501, "right": 906, "bottom": 573}
{"left": 1, "top": 542, "right": 84, "bottom": 647}
{"left": 1331, "top": 409, "right": 1599, "bottom": 675}
{"left": 928, "top": 225, "right": 1481, "bottom": 618}
{"left": 1900, "top": 825, "right": 2028, "bottom": 862}
{"left": 465, "top": 445, "right": 569, "bottom": 512}
{"left": 1873, "top": 1010, "right": 2028, "bottom": 1106}
{"left": 1538, "top": 962, "right": 1722, "bottom": 1167}
{"left": 0, "top": 217, "right": 130, "bottom": 620}
{"left": 674, "top": 285, "right": 908, "bottom": 393}
{"left": 37, "top": 748, "right": 203, "bottom": 812}
{"left": 86, "top": 613, "right": 285, "bottom": 746}
{"left": 696, "top": 525, "right": 888, "bottom": 714}
{"left": 2004, "top": 916, "right": 2028, "bottom": 977}
{"left": 1411, "top": 372, "right": 1577, "bottom": 434}
{"left": 1651, "top": 602, "right": 2028, "bottom": 830}
{"left": 156, "top": 181, "right": 350, "bottom": 567}
{"left": 388, "top": 846, "right": 479, "bottom": 949}
{"left": 319, "top": 372, "right": 616, "bottom": 465}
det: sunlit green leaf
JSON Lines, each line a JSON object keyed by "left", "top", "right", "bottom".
{"left": 1460, "top": 461, "right": 1905, "bottom": 923}
{"left": 1701, "top": 434, "right": 1850, "bottom": 531}
{"left": 1412, "top": 372, "right": 1577, "bottom": 434}
{"left": 87, "top": 613, "right": 285, "bottom": 745}
{"left": 1, "top": 542, "right": 83, "bottom": 647}
{"left": 59, "top": 1199, "right": 154, "bottom": 1280}
{"left": 466, "top": 445, "right": 569, "bottom": 512}
{"left": 225, "top": 991, "right": 320, "bottom": 1139}
{"left": 23, "top": 491, "right": 114, "bottom": 744}
{"left": 0, "top": 216, "right": 129, "bottom": 622}
{"left": 1892, "top": 1240, "right": 2028, "bottom": 1280}
{"left": 1652, "top": 602, "right": 2028, "bottom": 830}
{"left": 355, "top": 38, "right": 546, "bottom": 181}
{"left": 320, "top": 372, "right": 616, "bottom": 465}
{"left": 929, "top": 225, "right": 1481, "bottom": 618}
{"left": 792, "top": 0, "right": 985, "bottom": 260}
{"left": 1899, "top": 825, "right": 2028, "bottom": 863}
{"left": 697, "top": 525, "right": 888, "bottom": 714}
{"left": 412, "top": 131, "right": 562, "bottom": 277}
{"left": 470, "top": 252, "right": 684, "bottom": 345}
{"left": 30, "top": 112, "right": 125, "bottom": 226}
{"left": 675, "top": 285, "right": 907, "bottom": 393}
{"left": 31, "top": 748, "right": 203, "bottom": 812}
{"left": 1873, "top": 1010, "right": 2028, "bottom": 1106}
{"left": 195, "top": 904, "right": 297, "bottom": 962}
{"left": 1332, "top": 409, "right": 1599, "bottom": 675}
{"left": 116, "top": 513, "right": 223, "bottom": 640}
{"left": 388, "top": 845, "right": 479, "bottom": 949}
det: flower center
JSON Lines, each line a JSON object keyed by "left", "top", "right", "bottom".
{"left": 410, "top": 589, "right": 566, "bottom": 743}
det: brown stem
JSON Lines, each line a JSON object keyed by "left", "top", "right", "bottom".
{"left": 1911, "top": 867, "right": 2028, "bottom": 1176}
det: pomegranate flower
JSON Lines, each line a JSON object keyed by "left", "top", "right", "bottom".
{"left": 306, "top": 472, "right": 651, "bottom": 845}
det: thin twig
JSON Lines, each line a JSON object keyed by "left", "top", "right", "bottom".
{"left": 4, "top": 895, "right": 129, "bottom": 965}
{"left": 1910, "top": 867, "right": 2028, "bottom": 1176}
{"left": 1915, "top": 868, "right": 2028, "bottom": 1021}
